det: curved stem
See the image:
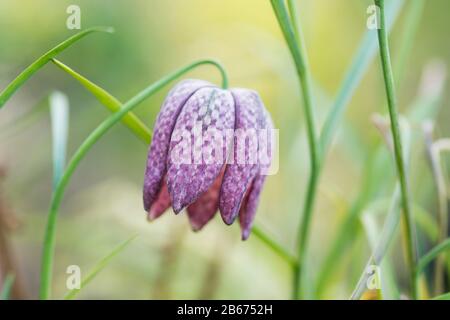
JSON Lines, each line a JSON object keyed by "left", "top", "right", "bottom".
{"left": 374, "top": 0, "right": 418, "bottom": 299}
{"left": 252, "top": 226, "right": 297, "bottom": 269}
{"left": 39, "top": 59, "right": 226, "bottom": 299}
{"left": 271, "top": 0, "right": 320, "bottom": 299}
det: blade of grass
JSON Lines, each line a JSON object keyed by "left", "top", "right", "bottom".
{"left": 423, "top": 130, "right": 449, "bottom": 294}
{"left": 51, "top": 59, "right": 294, "bottom": 268}
{"left": 350, "top": 117, "right": 412, "bottom": 300}
{"left": 0, "top": 27, "right": 114, "bottom": 108}
{"left": 0, "top": 274, "right": 15, "bottom": 300}
{"left": 375, "top": 0, "right": 418, "bottom": 299}
{"left": 432, "top": 292, "right": 450, "bottom": 300}
{"left": 272, "top": 0, "right": 320, "bottom": 299}
{"left": 318, "top": 60, "right": 447, "bottom": 298}
{"left": 319, "top": 0, "right": 404, "bottom": 154}
{"left": 281, "top": 0, "right": 403, "bottom": 299}
{"left": 361, "top": 209, "right": 400, "bottom": 299}
{"left": 394, "top": 0, "right": 426, "bottom": 89}
{"left": 414, "top": 238, "right": 450, "bottom": 294}
{"left": 49, "top": 91, "right": 70, "bottom": 188}
{"left": 64, "top": 234, "right": 137, "bottom": 300}
{"left": 252, "top": 226, "right": 297, "bottom": 269}
{"left": 351, "top": 185, "right": 401, "bottom": 300}
{"left": 52, "top": 58, "right": 152, "bottom": 144}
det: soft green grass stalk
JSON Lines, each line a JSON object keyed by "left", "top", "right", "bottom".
{"left": 271, "top": 0, "right": 319, "bottom": 299}
{"left": 361, "top": 204, "right": 400, "bottom": 299}
{"left": 321, "top": 61, "right": 445, "bottom": 298}
{"left": 414, "top": 238, "right": 450, "bottom": 298}
{"left": 272, "top": 0, "right": 404, "bottom": 299}
{"left": 394, "top": 0, "right": 426, "bottom": 89}
{"left": 0, "top": 27, "right": 113, "bottom": 108}
{"left": 374, "top": 0, "right": 418, "bottom": 299}
{"left": 251, "top": 226, "right": 297, "bottom": 269}
{"left": 423, "top": 131, "right": 449, "bottom": 294}
{"left": 316, "top": 1, "right": 413, "bottom": 297}
{"left": 0, "top": 274, "right": 15, "bottom": 300}
{"left": 350, "top": 116, "right": 412, "bottom": 300}
{"left": 319, "top": 0, "right": 404, "bottom": 153}
{"left": 64, "top": 234, "right": 137, "bottom": 300}
{"left": 351, "top": 185, "right": 401, "bottom": 299}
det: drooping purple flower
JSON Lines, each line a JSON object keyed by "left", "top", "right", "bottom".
{"left": 143, "top": 79, "right": 273, "bottom": 240}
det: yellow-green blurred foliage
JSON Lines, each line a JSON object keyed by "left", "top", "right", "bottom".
{"left": 0, "top": 0, "right": 449, "bottom": 299}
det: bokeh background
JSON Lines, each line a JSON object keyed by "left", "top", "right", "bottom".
{"left": 0, "top": 0, "right": 449, "bottom": 299}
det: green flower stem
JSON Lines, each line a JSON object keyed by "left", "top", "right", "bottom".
{"left": 0, "top": 27, "right": 114, "bottom": 109}
{"left": 39, "top": 59, "right": 227, "bottom": 299}
{"left": 374, "top": 0, "right": 418, "bottom": 299}
{"left": 52, "top": 59, "right": 293, "bottom": 268}
{"left": 271, "top": 0, "right": 320, "bottom": 299}
{"left": 252, "top": 226, "right": 297, "bottom": 269}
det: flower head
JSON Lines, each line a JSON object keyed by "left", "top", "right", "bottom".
{"left": 143, "top": 79, "right": 273, "bottom": 240}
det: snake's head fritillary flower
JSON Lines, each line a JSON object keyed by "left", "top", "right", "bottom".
{"left": 143, "top": 79, "right": 274, "bottom": 240}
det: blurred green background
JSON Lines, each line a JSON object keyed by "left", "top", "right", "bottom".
{"left": 0, "top": 0, "right": 449, "bottom": 299}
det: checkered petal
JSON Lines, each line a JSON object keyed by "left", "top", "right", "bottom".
{"left": 167, "top": 87, "right": 235, "bottom": 213}
{"left": 147, "top": 177, "right": 171, "bottom": 220}
{"left": 143, "top": 79, "right": 210, "bottom": 212}
{"left": 219, "top": 89, "right": 266, "bottom": 225}
{"left": 238, "top": 174, "right": 266, "bottom": 240}
{"left": 186, "top": 169, "right": 224, "bottom": 231}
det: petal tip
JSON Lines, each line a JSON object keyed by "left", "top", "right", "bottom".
{"left": 241, "top": 229, "right": 251, "bottom": 241}
{"left": 172, "top": 202, "right": 184, "bottom": 214}
{"left": 221, "top": 212, "right": 237, "bottom": 226}
{"left": 190, "top": 222, "right": 203, "bottom": 232}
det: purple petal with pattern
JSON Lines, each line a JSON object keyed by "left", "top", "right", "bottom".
{"left": 187, "top": 169, "right": 224, "bottom": 231}
{"left": 147, "top": 178, "right": 171, "bottom": 221}
{"left": 167, "top": 86, "right": 235, "bottom": 213}
{"left": 219, "top": 89, "right": 267, "bottom": 225}
{"left": 239, "top": 174, "right": 266, "bottom": 240}
{"left": 240, "top": 109, "right": 273, "bottom": 239}
{"left": 143, "top": 79, "right": 210, "bottom": 212}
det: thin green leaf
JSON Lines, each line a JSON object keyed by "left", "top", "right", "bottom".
{"left": 252, "top": 226, "right": 297, "bottom": 269}
{"left": 51, "top": 58, "right": 152, "bottom": 144}
{"left": 415, "top": 238, "right": 450, "bottom": 278}
{"left": 361, "top": 210, "right": 400, "bottom": 299}
{"left": 49, "top": 91, "right": 70, "bottom": 188}
{"left": 319, "top": 0, "right": 404, "bottom": 154}
{"left": 350, "top": 119, "right": 412, "bottom": 300}
{"left": 432, "top": 292, "right": 450, "bottom": 300}
{"left": 317, "top": 59, "right": 445, "bottom": 297}
{"left": 64, "top": 234, "right": 137, "bottom": 300}
{"left": 0, "top": 274, "right": 15, "bottom": 300}
{"left": 0, "top": 27, "right": 114, "bottom": 109}
{"left": 394, "top": 0, "right": 426, "bottom": 88}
